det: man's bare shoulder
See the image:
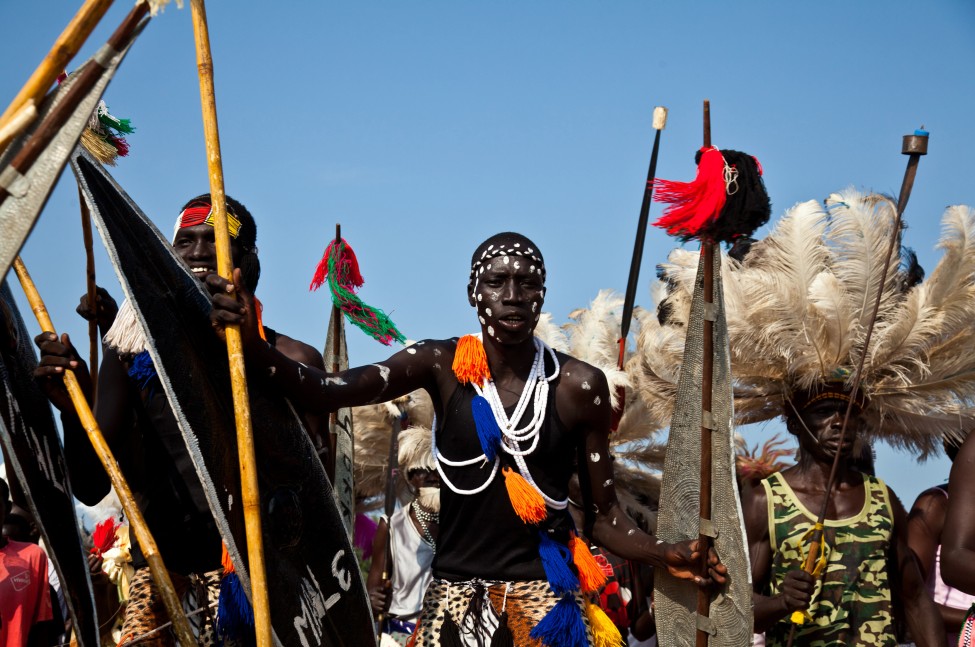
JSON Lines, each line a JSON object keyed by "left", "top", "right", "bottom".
{"left": 554, "top": 352, "right": 609, "bottom": 397}
{"left": 272, "top": 332, "right": 325, "bottom": 369}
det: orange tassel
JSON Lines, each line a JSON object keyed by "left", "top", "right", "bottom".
{"left": 452, "top": 334, "right": 490, "bottom": 385}
{"left": 503, "top": 467, "right": 547, "bottom": 524}
{"left": 221, "top": 542, "right": 235, "bottom": 575}
{"left": 569, "top": 532, "right": 607, "bottom": 593}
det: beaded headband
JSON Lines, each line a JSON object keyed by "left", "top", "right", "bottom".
{"left": 173, "top": 203, "right": 242, "bottom": 240}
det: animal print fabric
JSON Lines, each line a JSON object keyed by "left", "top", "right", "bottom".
{"left": 409, "top": 578, "right": 593, "bottom": 646}
{"left": 117, "top": 566, "right": 221, "bottom": 647}
{"left": 762, "top": 472, "right": 895, "bottom": 647}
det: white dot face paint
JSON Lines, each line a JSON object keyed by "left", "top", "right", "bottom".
{"left": 582, "top": 381, "right": 591, "bottom": 391}
{"left": 594, "top": 396, "right": 601, "bottom": 405}
{"left": 503, "top": 256, "right": 510, "bottom": 264}
{"left": 487, "top": 325, "right": 495, "bottom": 337}
{"left": 513, "top": 261, "right": 520, "bottom": 269}
{"left": 479, "top": 316, "right": 486, "bottom": 324}
{"left": 485, "top": 308, "right": 492, "bottom": 317}
{"left": 531, "top": 302, "right": 538, "bottom": 313}
{"left": 477, "top": 294, "right": 483, "bottom": 302}
{"left": 590, "top": 452, "right": 600, "bottom": 462}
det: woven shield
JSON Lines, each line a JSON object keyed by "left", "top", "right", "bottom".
{"left": 653, "top": 248, "right": 752, "bottom": 646}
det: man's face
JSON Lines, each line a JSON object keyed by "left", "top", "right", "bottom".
{"left": 795, "top": 398, "right": 860, "bottom": 461}
{"left": 172, "top": 224, "right": 242, "bottom": 283}
{"left": 407, "top": 468, "right": 440, "bottom": 492}
{"left": 468, "top": 256, "right": 545, "bottom": 345}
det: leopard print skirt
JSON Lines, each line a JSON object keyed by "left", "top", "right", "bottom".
{"left": 117, "top": 566, "right": 221, "bottom": 647}
{"left": 408, "top": 579, "right": 593, "bottom": 647}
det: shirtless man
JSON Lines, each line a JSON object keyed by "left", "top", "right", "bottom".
{"left": 742, "top": 388, "right": 943, "bottom": 646}
{"left": 209, "top": 231, "right": 726, "bottom": 645}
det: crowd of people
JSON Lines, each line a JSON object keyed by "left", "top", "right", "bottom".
{"left": 2, "top": 180, "right": 975, "bottom": 647}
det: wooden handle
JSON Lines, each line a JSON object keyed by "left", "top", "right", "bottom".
{"left": 12, "top": 256, "right": 199, "bottom": 647}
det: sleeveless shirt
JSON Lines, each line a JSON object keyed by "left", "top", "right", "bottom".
{"left": 386, "top": 505, "right": 435, "bottom": 619}
{"left": 762, "top": 471, "right": 895, "bottom": 647}
{"left": 433, "top": 362, "right": 576, "bottom": 582}
{"left": 925, "top": 485, "right": 975, "bottom": 645}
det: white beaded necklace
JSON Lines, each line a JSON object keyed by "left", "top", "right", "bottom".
{"left": 433, "top": 336, "right": 567, "bottom": 509}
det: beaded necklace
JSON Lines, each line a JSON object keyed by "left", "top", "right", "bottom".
{"left": 411, "top": 500, "right": 437, "bottom": 549}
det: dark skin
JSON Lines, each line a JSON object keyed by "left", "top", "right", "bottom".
{"left": 941, "top": 431, "right": 975, "bottom": 594}
{"left": 365, "top": 468, "right": 440, "bottom": 620}
{"left": 741, "top": 399, "right": 944, "bottom": 645}
{"left": 908, "top": 484, "right": 968, "bottom": 633}
{"left": 33, "top": 224, "right": 327, "bottom": 505}
{"left": 208, "top": 244, "right": 728, "bottom": 586}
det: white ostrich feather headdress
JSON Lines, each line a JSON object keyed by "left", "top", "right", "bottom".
{"left": 632, "top": 188, "right": 975, "bottom": 456}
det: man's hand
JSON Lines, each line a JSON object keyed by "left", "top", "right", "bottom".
{"left": 662, "top": 539, "right": 729, "bottom": 587}
{"left": 205, "top": 269, "right": 262, "bottom": 350}
{"left": 369, "top": 579, "right": 392, "bottom": 620}
{"left": 76, "top": 287, "right": 118, "bottom": 332}
{"left": 778, "top": 569, "right": 815, "bottom": 613}
{"left": 33, "top": 332, "right": 91, "bottom": 412}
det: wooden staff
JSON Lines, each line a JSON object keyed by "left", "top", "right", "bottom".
{"left": 11, "top": 256, "right": 199, "bottom": 647}
{"left": 696, "top": 99, "right": 714, "bottom": 647}
{"left": 785, "top": 128, "right": 929, "bottom": 647}
{"left": 618, "top": 106, "right": 668, "bottom": 368}
{"left": 0, "top": 0, "right": 115, "bottom": 150}
{"left": 376, "top": 411, "right": 404, "bottom": 633}
{"left": 78, "top": 187, "right": 99, "bottom": 391}
{"left": 188, "top": 1, "right": 272, "bottom": 645}
{"left": 327, "top": 223, "right": 342, "bottom": 482}
{"left": 0, "top": 2, "right": 148, "bottom": 204}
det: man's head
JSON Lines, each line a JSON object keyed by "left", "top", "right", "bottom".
{"left": 786, "top": 383, "right": 865, "bottom": 463}
{"left": 467, "top": 232, "right": 546, "bottom": 345}
{"left": 398, "top": 426, "right": 440, "bottom": 511}
{"left": 172, "top": 194, "right": 261, "bottom": 291}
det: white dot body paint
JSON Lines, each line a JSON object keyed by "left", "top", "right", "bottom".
{"left": 514, "top": 243, "right": 521, "bottom": 248}
{"left": 477, "top": 294, "right": 483, "bottom": 302}
{"left": 325, "top": 377, "right": 347, "bottom": 386}
{"left": 594, "top": 396, "right": 601, "bottom": 405}
{"left": 434, "top": 363, "right": 442, "bottom": 371}
{"left": 534, "top": 314, "right": 539, "bottom": 321}
{"left": 268, "top": 366, "right": 276, "bottom": 376}
{"left": 603, "top": 478, "right": 613, "bottom": 487}
{"left": 407, "top": 347, "right": 417, "bottom": 355}
{"left": 590, "top": 452, "right": 600, "bottom": 462}
{"left": 582, "top": 381, "right": 591, "bottom": 391}
{"left": 531, "top": 302, "right": 538, "bottom": 312}
{"left": 612, "top": 517, "right": 617, "bottom": 526}
{"left": 487, "top": 326, "right": 495, "bottom": 337}
{"left": 514, "top": 261, "right": 520, "bottom": 269}
{"left": 485, "top": 308, "right": 492, "bottom": 316}
{"left": 503, "top": 256, "right": 510, "bottom": 264}
{"left": 434, "top": 348, "right": 442, "bottom": 357}
{"left": 628, "top": 529, "right": 636, "bottom": 536}
{"left": 487, "top": 264, "right": 492, "bottom": 270}
{"left": 479, "top": 316, "right": 486, "bottom": 325}
{"left": 371, "top": 364, "right": 391, "bottom": 386}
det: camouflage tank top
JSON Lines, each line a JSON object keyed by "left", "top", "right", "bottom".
{"left": 762, "top": 471, "right": 895, "bottom": 647}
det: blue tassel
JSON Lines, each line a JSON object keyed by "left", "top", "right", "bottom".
{"left": 218, "top": 572, "right": 255, "bottom": 643}
{"left": 472, "top": 395, "right": 502, "bottom": 461}
{"left": 529, "top": 594, "right": 588, "bottom": 647}
{"left": 127, "top": 351, "right": 158, "bottom": 397}
{"left": 538, "top": 532, "right": 579, "bottom": 596}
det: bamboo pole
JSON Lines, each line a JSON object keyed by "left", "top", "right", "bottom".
{"left": 78, "top": 187, "right": 99, "bottom": 392}
{"left": 0, "top": 0, "right": 115, "bottom": 139}
{"left": 0, "top": 2, "right": 148, "bottom": 204}
{"left": 11, "top": 256, "right": 199, "bottom": 647}
{"left": 188, "top": 1, "right": 272, "bottom": 645}
{"left": 696, "top": 99, "right": 714, "bottom": 647}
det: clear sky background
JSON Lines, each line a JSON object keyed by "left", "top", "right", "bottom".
{"left": 2, "top": 0, "right": 973, "bottom": 508}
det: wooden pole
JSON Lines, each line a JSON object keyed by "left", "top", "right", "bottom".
{"left": 0, "top": 100, "right": 38, "bottom": 153}
{"left": 0, "top": 2, "right": 148, "bottom": 204}
{"left": 78, "top": 186, "right": 99, "bottom": 392}
{"left": 327, "top": 224, "right": 342, "bottom": 483}
{"left": 696, "top": 99, "right": 714, "bottom": 647}
{"left": 188, "top": 2, "right": 272, "bottom": 645}
{"left": 0, "top": 0, "right": 114, "bottom": 142}
{"left": 11, "top": 256, "right": 199, "bottom": 647}
{"left": 784, "top": 129, "right": 929, "bottom": 646}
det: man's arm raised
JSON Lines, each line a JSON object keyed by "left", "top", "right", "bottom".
{"left": 564, "top": 360, "right": 726, "bottom": 585}
{"left": 207, "top": 270, "right": 438, "bottom": 414}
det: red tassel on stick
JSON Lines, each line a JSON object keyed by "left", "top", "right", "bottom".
{"left": 310, "top": 238, "right": 363, "bottom": 292}
{"left": 652, "top": 146, "right": 728, "bottom": 238}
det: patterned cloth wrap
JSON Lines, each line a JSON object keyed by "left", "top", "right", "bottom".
{"left": 959, "top": 604, "right": 975, "bottom": 647}
{"left": 118, "top": 566, "right": 222, "bottom": 647}
{"left": 409, "top": 578, "right": 594, "bottom": 646}
{"left": 762, "top": 472, "right": 895, "bottom": 647}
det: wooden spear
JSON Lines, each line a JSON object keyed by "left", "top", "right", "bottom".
{"left": 187, "top": 1, "right": 272, "bottom": 645}
{"left": 78, "top": 187, "right": 99, "bottom": 391}
{"left": 696, "top": 99, "right": 715, "bottom": 647}
{"left": 0, "top": 2, "right": 148, "bottom": 204}
{"left": 0, "top": 0, "right": 115, "bottom": 151}
{"left": 11, "top": 256, "right": 199, "bottom": 647}
{"left": 785, "top": 128, "right": 929, "bottom": 646}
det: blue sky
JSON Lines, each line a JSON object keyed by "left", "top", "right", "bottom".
{"left": 2, "top": 0, "right": 973, "bottom": 506}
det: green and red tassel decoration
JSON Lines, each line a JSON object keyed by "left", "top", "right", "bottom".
{"left": 310, "top": 237, "right": 405, "bottom": 346}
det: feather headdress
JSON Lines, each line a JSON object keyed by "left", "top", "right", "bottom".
{"left": 632, "top": 188, "right": 975, "bottom": 456}
{"left": 352, "top": 389, "right": 434, "bottom": 508}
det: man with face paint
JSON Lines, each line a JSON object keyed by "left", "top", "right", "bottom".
{"left": 34, "top": 194, "right": 325, "bottom": 645}
{"left": 741, "top": 385, "right": 943, "bottom": 646}
{"left": 209, "top": 231, "right": 726, "bottom": 646}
